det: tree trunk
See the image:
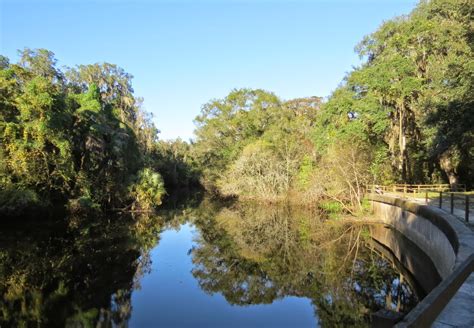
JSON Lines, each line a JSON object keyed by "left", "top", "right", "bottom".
{"left": 439, "top": 151, "right": 459, "bottom": 190}
{"left": 398, "top": 101, "right": 411, "bottom": 182}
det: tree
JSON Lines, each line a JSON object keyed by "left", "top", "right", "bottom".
{"left": 193, "top": 90, "right": 320, "bottom": 200}
{"left": 0, "top": 49, "right": 168, "bottom": 216}
{"left": 350, "top": 0, "right": 473, "bottom": 186}
{"left": 193, "top": 88, "right": 282, "bottom": 188}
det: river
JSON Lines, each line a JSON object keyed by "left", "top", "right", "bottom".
{"left": 0, "top": 197, "right": 425, "bottom": 327}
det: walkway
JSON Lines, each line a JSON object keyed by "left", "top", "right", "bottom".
{"left": 420, "top": 196, "right": 474, "bottom": 327}
{"left": 432, "top": 271, "right": 474, "bottom": 327}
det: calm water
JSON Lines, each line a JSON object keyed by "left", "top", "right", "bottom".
{"left": 0, "top": 198, "right": 425, "bottom": 327}
{"left": 129, "top": 223, "right": 315, "bottom": 328}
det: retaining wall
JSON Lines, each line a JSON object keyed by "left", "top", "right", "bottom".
{"left": 368, "top": 194, "right": 474, "bottom": 277}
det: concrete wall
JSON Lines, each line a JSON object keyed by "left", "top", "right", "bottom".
{"left": 370, "top": 224, "right": 441, "bottom": 294}
{"left": 368, "top": 194, "right": 474, "bottom": 280}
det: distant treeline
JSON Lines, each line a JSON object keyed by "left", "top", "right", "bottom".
{"left": 192, "top": 0, "right": 473, "bottom": 210}
{"left": 0, "top": 49, "right": 199, "bottom": 216}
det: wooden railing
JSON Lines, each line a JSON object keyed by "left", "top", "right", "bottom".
{"left": 368, "top": 184, "right": 472, "bottom": 223}
{"left": 369, "top": 184, "right": 466, "bottom": 194}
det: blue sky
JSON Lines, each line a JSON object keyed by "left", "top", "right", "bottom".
{"left": 1, "top": 0, "right": 417, "bottom": 140}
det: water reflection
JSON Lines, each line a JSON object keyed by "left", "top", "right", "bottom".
{"left": 0, "top": 213, "right": 161, "bottom": 328}
{"left": 190, "top": 201, "right": 420, "bottom": 327}
{"left": 0, "top": 198, "right": 423, "bottom": 327}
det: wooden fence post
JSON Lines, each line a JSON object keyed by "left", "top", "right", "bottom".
{"left": 439, "top": 192, "right": 442, "bottom": 209}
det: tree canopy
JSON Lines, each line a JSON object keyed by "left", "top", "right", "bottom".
{"left": 1, "top": 0, "right": 472, "bottom": 216}
{"left": 192, "top": 0, "right": 473, "bottom": 208}
{"left": 0, "top": 49, "right": 167, "bottom": 215}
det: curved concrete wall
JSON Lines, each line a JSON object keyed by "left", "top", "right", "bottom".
{"left": 368, "top": 194, "right": 474, "bottom": 280}
{"left": 370, "top": 224, "right": 441, "bottom": 294}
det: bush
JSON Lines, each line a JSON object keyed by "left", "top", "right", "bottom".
{"left": 218, "top": 141, "right": 289, "bottom": 200}
{"left": 67, "top": 196, "right": 101, "bottom": 215}
{"left": 0, "top": 188, "right": 43, "bottom": 216}
{"left": 319, "top": 200, "right": 343, "bottom": 213}
{"left": 129, "top": 168, "right": 166, "bottom": 211}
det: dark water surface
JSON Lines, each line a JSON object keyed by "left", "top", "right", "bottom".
{"left": 0, "top": 198, "right": 426, "bottom": 327}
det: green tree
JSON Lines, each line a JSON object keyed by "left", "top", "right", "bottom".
{"left": 193, "top": 88, "right": 282, "bottom": 188}
{"left": 0, "top": 49, "right": 168, "bottom": 216}
{"left": 351, "top": 0, "right": 473, "bottom": 185}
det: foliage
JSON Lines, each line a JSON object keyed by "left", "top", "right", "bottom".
{"left": 0, "top": 187, "right": 43, "bottom": 216}
{"left": 0, "top": 211, "right": 160, "bottom": 327}
{"left": 191, "top": 201, "right": 420, "bottom": 327}
{"left": 192, "top": 0, "right": 473, "bottom": 210}
{"left": 343, "top": 0, "right": 474, "bottom": 185}
{"left": 150, "top": 138, "right": 201, "bottom": 190}
{"left": 0, "top": 49, "right": 172, "bottom": 216}
{"left": 193, "top": 89, "right": 320, "bottom": 200}
{"left": 218, "top": 140, "right": 290, "bottom": 199}
{"left": 129, "top": 168, "right": 166, "bottom": 211}
{"left": 2, "top": 0, "right": 473, "bottom": 216}
{"left": 313, "top": 140, "right": 374, "bottom": 214}
{"left": 193, "top": 88, "right": 283, "bottom": 188}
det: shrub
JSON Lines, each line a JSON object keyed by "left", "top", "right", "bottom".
{"left": 129, "top": 168, "right": 166, "bottom": 211}
{"left": 0, "top": 187, "right": 43, "bottom": 216}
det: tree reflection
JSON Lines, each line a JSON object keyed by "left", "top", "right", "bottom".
{"left": 0, "top": 212, "right": 165, "bottom": 328}
{"left": 191, "top": 202, "right": 420, "bottom": 327}
{"left": 0, "top": 197, "right": 421, "bottom": 327}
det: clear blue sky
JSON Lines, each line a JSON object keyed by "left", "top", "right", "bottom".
{"left": 1, "top": 0, "right": 417, "bottom": 140}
